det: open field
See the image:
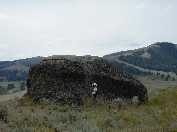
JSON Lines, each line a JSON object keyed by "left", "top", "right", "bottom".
{"left": 0, "top": 81, "right": 25, "bottom": 95}
{"left": 0, "top": 91, "right": 26, "bottom": 102}
{"left": 0, "top": 77, "right": 177, "bottom": 132}
{"left": 0, "top": 87, "right": 177, "bottom": 132}
{"left": 136, "top": 76, "right": 177, "bottom": 97}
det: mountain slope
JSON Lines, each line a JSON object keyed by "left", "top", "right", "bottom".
{"left": 0, "top": 42, "right": 177, "bottom": 81}
{"left": 0, "top": 57, "right": 43, "bottom": 81}
{"left": 104, "top": 42, "right": 177, "bottom": 76}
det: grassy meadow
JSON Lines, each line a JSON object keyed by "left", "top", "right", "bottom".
{"left": 0, "top": 77, "right": 177, "bottom": 132}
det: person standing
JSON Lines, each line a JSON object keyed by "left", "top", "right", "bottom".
{"left": 92, "top": 82, "right": 98, "bottom": 101}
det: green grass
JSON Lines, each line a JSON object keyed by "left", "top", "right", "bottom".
{"left": 0, "top": 86, "right": 177, "bottom": 132}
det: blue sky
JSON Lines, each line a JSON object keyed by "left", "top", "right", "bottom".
{"left": 0, "top": 0, "right": 177, "bottom": 60}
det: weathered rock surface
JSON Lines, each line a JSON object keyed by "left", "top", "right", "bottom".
{"left": 27, "top": 55, "right": 148, "bottom": 104}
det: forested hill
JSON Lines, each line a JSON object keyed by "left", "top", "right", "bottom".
{"left": 0, "top": 57, "right": 43, "bottom": 81}
{"left": 104, "top": 42, "right": 177, "bottom": 76}
{"left": 0, "top": 42, "right": 177, "bottom": 81}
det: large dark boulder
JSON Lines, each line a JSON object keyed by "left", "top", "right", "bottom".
{"left": 27, "top": 55, "right": 148, "bottom": 104}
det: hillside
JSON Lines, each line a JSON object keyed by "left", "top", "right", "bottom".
{"left": 0, "top": 42, "right": 177, "bottom": 81}
{"left": 104, "top": 42, "right": 177, "bottom": 77}
{"left": 0, "top": 57, "right": 43, "bottom": 81}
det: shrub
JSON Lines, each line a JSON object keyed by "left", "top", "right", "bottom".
{"left": 20, "top": 82, "right": 26, "bottom": 91}
{"left": 7, "top": 84, "right": 15, "bottom": 90}
{"left": 0, "top": 86, "right": 7, "bottom": 95}
{"left": 0, "top": 106, "right": 8, "bottom": 123}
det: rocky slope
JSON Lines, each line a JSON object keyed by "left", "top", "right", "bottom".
{"left": 26, "top": 55, "right": 148, "bottom": 105}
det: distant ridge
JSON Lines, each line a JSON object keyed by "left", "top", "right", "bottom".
{"left": 0, "top": 57, "right": 43, "bottom": 81}
{"left": 0, "top": 42, "right": 177, "bottom": 81}
{"left": 104, "top": 42, "right": 177, "bottom": 77}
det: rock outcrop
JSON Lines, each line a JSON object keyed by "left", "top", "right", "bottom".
{"left": 27, "top": 55, "right": 148, "bottom": 104}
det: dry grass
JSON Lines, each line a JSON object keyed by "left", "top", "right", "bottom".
{"left": 0, "top": 85, "right": 177, "bottom": 132}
